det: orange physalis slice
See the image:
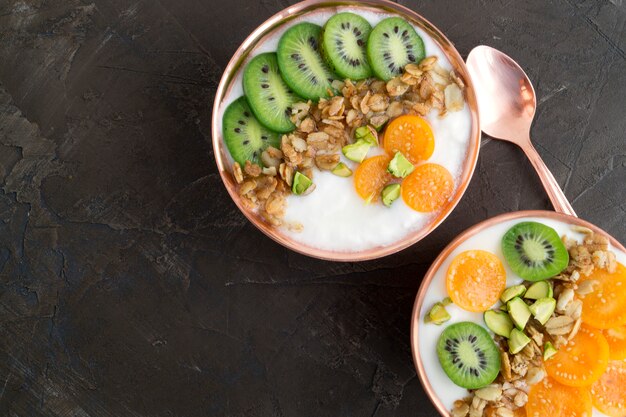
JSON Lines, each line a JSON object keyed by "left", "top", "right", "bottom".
{"left": 401, "top": 163, "right": 454, "bottom": 213}
{"left": 526, "top": 377, "right": 592, "bottom": 417}
{"left": 383, "top": 115, "right": 435, "bottom": 164}
{"left": 604, "top": 326, "right": 626, "bottom": 360}
{"left": 591, "top": 360, "right": 626, "bottom": 417}
{"left": 353, "top": 155, "right": 392, "bottom": 202}
{"left": 578, "top": 262, "right": 626, "bottom": 329}
{"left": 545, "top": 325, "right": 609, "bottom": 387}
{"left": 446, "top": 250, "right": 506, "bottom": 312}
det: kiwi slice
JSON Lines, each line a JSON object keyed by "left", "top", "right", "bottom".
{"left": 321, "top": 12, "right": 372, "bottom": 80}
{"left": 243, "top": 53, "right": 300, "bottom": 133}
{"left": 437, "top": 322, "right": 501, "bottom": 389}
{"left": 366, "top": 17, "right": 425, "bottom": 81}
{"left": 501, "top": 222, "right": 569, "bottom": 282}
{"left": 222, "top": 97, "right": 280, "bottom": 166}
{"left": 277, "top": 22, "right": 336, "bottom": 100}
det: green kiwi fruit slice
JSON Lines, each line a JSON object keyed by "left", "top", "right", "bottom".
{"left": 321, "top": 12, "right": 372, "bottom": 80}
{"left": 277, "top": 22, "right": 336, "bottom": 100}
{"left": 222, "top": 97, "right": 280, "bottom": 166}
{"left": 436, "top": 322, "right": 501, "bottom": 389}
{"left": 243, "top": 53, "right": 300, "bottom": 133}
{"left": 366, "top": 17, "right": 425, "bottom": 81}
{"left": 501, "top": 222, "right": 569, "bottom": 282}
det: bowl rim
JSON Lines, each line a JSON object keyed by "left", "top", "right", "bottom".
{"left": 410, "top": 209, "right": 626, "bottom": 417}
{"left": 211, "top": 0, "right": 481, "bottom": 262}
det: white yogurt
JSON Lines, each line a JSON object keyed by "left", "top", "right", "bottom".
{"left": 218, "top": 8, "right": 473, "bottom": 252}
{"left": 418, "top": 216, "right": 624, "bottom": 416}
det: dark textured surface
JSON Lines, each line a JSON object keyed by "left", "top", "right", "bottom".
{"left": 0, "top": 0, "right": 624, "bottom": 415}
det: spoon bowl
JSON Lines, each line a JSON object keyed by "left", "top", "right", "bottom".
{"left": 466, "top": 45, "right": 576, "bottom": 216}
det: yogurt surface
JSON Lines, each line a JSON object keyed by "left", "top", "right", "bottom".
{"left": 219, "top": 7, "right": 473, "bottom": 253}
{"left": 417, "top": 216, "right": 624, "bottom": 417}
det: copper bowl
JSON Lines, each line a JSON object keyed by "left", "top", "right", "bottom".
{"left": 410, "top": 210, "right": 626, "bottom": 416}
{"left": 211, "top": 0, "right": 481, "bottom": 261}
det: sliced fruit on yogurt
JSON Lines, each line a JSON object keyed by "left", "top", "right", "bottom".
{"left": 277, "top": 22, "right": 336, "bottom": 100}
{"left": 222, "top": 97, "right": 281, "bottom": 166}
{"left": 526, "top": 377, "right": 592, "bottom": 417}
{"left": 578, "top": 262, "right": 626, "bottom": 329}
{"left": 383, "top": 114, "right": 434, "bottom": 164}
{"left": 501, "top": 221, "right": 569, "bottom": 282}
{"left": 591, "top": 360, "right": 626, "bottom": 417}
{"left": 436, "top": 321, "right": 501, "bottom": 389}
{"left": 366, "top": 17, "right": 425, "bottom": 81}
{"left": 321, "top": 12, "right": 372, "bottom": 81}
{"left": 603, "top": 325, "right": 626, "bottom": 360}
{"left": 243, "top": 52, "right": 301, "bottom": 133}
{"left": 387, "top": 151, "right": 414, "bottom": 178}
{"left": 401, "top": 163, "right": 454, "bottom": 213}
{"left": 381, "top": 183, "right": 401, "bottom": 207}
{"left": 353, "top": 155, "right": 392, "bottom": 202}
{"left": 545, "top": 325, "right": 609, "bottom": 387}
{"left": 445, "top": 250, "right": 506, "bottom": 313}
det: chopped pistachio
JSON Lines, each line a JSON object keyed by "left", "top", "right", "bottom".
{"left": 291, "top": 171, "right": 313, "bottom": 195}
{"left": 381, "top": 183, "right": 401, "bottom": 207}
{"left": 509, "top": 328, "right": 531, "bottom": 354}
{"left": 387, "top": 152, "right": 414, "bottom": 178}
{"left": 425, "top": 302, "right": 451, "bottom": 325}
{"left": 342, "top": 139, "right": 371, "bottom": 163}
{"left": 529, "top": 297, "right": 556, "bottom": 325}
{"left": 441, "top": 297, "right": 453, "bottom": 306}
{"left": 331, "top": 162, "right": 353, "bottom": 177}
{"left": 543, "top": 341, "right": 558, "bottom": 360}
{"left": 354, "top": 125, "right": 378, "bottom": 146}
{"left": 500, "top": 284, "right": 526, "bottom": 303}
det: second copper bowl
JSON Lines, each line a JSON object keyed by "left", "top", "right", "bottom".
{"left": 410, "top": 210, "right": 626, "bottom": 417}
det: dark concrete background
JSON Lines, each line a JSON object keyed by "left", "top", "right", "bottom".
{"left": 0, "top": 0, "right": 624, "bottom": 416}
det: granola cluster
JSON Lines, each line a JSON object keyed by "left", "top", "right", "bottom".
{"left": 451, "top": 228, "right": 617, "bottom": 417}
{"left": 231, "top": 56, "right": 466, "bottom": 227}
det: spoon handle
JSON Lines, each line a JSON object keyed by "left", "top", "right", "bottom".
{"left": 523, "top": 142, "right": 577, "bottom": 217}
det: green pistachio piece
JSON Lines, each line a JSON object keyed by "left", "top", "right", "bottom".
{"left": 500, "top": 284, "right": 527, "bottom": 303}
{"left": 355, "top": 125, "right": 378, "bottom": 146}
{"left": 387, "top": 152, "right": 414, "bottom": 178}
{"left": 381, "top": 183, "right": 401, "bottom": 207}
{"left": 342, "top": 139, "right": 371, "bottom": 163}
{"left": 484, "top": 310, "right": 514, "bottom": 338}
{"left": 292, "top": 171, "right": 313, "bottom": 195}
{"left": 509, "top": 328, "right": 531, "bottom": 354}
{"left": 543, "top": 341, "right": 558, "bottom": 360}
{"left": 441, "top": 297, "right": 453, "bottom": 306}
{"left": 331, "top": 162, "right": 353, "bottom": 177}
{"left": 424, "top": 302, "right": 451, "bottom": 325}
{"left": 529, "top": 297, "right": 556, "bottom": 325}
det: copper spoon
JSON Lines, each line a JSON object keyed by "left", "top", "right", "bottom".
{"left": 466, "top": 45, "right": 576, "bottom": 216}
